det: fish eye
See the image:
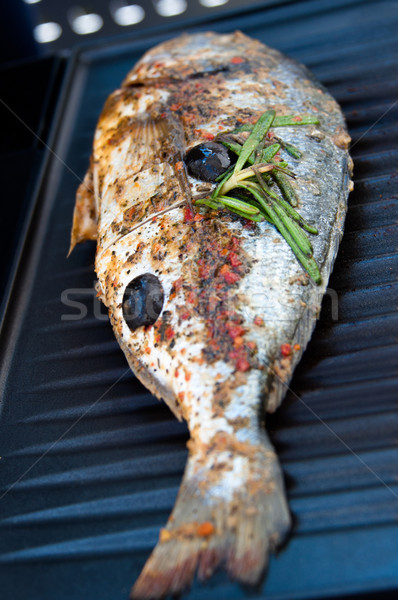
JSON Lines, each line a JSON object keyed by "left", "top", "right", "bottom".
{"left": 122, "top": 273, "right": 164, "bottom": 331}
{"left": 185, "top": 142, "right": 234, "bottom": 182}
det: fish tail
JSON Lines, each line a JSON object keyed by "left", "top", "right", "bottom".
{"left": 130, "top": 430, "right": 291, "bottom": 599}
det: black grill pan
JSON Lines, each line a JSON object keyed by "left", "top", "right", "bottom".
{"left": 1, "top": 1, "right": 398, "bottom": 599}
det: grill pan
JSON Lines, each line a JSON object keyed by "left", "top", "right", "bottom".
{"left": 1, "top": 1, "right": 398, "bottom": 599}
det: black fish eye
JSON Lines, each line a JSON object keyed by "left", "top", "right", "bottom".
{"left": 185, "top": 142, "right": 234, "bottom": 182}
{"left": 122, "top": 273, "right": 164, "bottom": 331}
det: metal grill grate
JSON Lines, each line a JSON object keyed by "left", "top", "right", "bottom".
{"left": 23, "top": 0, "right": 269, "bottom": 51}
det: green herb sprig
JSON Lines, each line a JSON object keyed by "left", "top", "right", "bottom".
{"left": 194, "top": 111, "right": 322, "bottom": 284}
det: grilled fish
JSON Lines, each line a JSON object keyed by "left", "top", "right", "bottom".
{"left": 70, "top": 31, "right": 352, "bottom": 599}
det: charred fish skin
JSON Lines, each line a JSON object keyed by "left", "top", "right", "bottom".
{"left": 70, "top": 31, "right": 352, "bottom": 599}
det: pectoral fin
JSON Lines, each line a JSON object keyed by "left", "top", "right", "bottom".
{"left": 68, "top": 160, "right": 98, "bottom": 255}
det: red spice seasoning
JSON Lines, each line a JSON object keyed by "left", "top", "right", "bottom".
{"left": 228, "top": 252, "right": 242, "bottom": 267}
{"left": 220, "top": 264, "right": 239, "bottom": 284}
{"left": 170, "top": 278, "right": 183, "bottom": 299}
{"left": 165, "top": 326, "right": 175, "bottom": 341}
{"left": 197, "top": 522, "right": 215, "bottom": 537}
{"left": 184, "top": 206, "right": 195, "bottom": 222}
{"left": 236, "top": 358, "right": 251, "bottom": 372}
{"left": 198, "top": 260, "right": 211, "bottom": 280}
{"left": 230, "top": 236, "right": 240, "bottom": 251}
{"left": 281, "top": 343, "right": 292, "bottom": 357}
{"left": 227, "top": 324, "right": 246, "bottom": 339}
{"left": 194, "top": 129, "right": 215, "bottom": 141}
{"left": 203, "top": 131, "right": 215, "bottom": 141}
{"left": 224, "top": 271, "right": 240, "bottom": 284}
{"left": 244, "top": 220, "right": 256, "bottom": 229}
{"left": 181, "top": 229, "right": 255, "bottom": 372}
{"left": 219, "top": 264, "right": 229, "bottom": 275}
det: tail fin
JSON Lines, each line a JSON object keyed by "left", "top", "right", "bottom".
{"left": 130, "top": 431, "right": 291, "bottom": 599}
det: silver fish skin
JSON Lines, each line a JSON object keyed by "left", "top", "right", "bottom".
{"left": 70, "top": 31, "right": 352, "bottom": 599}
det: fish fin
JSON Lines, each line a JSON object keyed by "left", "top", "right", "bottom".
{"left": 68, "top": 160, "right": 98, "bottom": 255}
{"left": 120, "top": 112, "right": 184, "bottom": 175}
{"left": 130, "top": 431, "right": 291, "bottom": 599}
{"left": 124, "top": 116, "right": 165, "bottom": 174}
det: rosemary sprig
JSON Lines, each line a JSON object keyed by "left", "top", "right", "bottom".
{"left": 261, "top": 143, "right": 281, "bottom": 163}
{"left": 231, "top": 114, "right": 319, "bottom": 134}
{"left": 194, "top": 196, "right": 263, "bottom": 221}
{"left": 253, "top": 170, "right": 318, "bottom": 236}
{"left": 274, "top": 137, "right": 302, "bottom": 160}
{"left": 224, "top": 208, "right": 264, "bottom": 222}
{"left": 239, "top": 180, "right": 321, "bottom": 282}
{"left": 194, "top": 110, "right": 322, "bottom": 284}
{"left": 217, "top": 139, "right": 280, "bottom": 171}
{"left": 272, "top": 115, "right": 319, "bottom": 127}
{"left": 252, "top": 170, "right": 313, "bottom": 256}
{"left": 220, "top": 162, "right": 275, "bottom": 195}
{"left": 271, "top": 170, "right": 298, "bottom": 207}
{"left": 216, "top": 195, "right": 260, "bottom": 215}
{"left": 234, "top": 110, "right": 275, "bottom": 173}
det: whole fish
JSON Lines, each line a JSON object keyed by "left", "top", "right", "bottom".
{"left": 70, "top": 31, "right": 352, "bottom": 599}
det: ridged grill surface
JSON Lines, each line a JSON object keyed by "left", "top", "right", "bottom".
{"left": 1, "top": 1, "right": 397, "bottom": 599}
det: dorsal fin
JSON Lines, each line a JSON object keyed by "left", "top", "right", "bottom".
{"left": 68, "top": 159, "right": 98, "bottom": 255}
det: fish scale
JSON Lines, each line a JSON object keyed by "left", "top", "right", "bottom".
{"left": 70, "top": 31, "right": 352, "bottom": 599}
